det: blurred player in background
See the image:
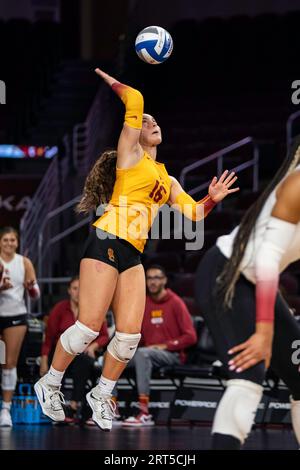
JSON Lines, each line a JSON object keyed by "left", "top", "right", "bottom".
{"left": 196, "top": 139, "right": 300, "bottom": 449}
{"left": 0, "top": 227, "right": 40, "bottom": 427}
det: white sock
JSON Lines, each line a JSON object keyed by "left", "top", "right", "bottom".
{"left": 2, "top": 401, "right": 12, "bottom": 411}
{"left": 94, "top": 375, "right": 116, "bottom": 398}
{"left": 46, "top": 366, "right": 65, "bottom": 387}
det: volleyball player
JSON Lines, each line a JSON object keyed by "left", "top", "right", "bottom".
{"left": 196, "top": 138, "right": 300, "bottom": 449}
{"left": 34, "top": 68, "right": 239, "bottom": 431}
{"left": 0, "top": 227, "right": 40, "bottom": 427}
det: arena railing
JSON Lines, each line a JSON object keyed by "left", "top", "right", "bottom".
{"left": 37, "top": 196, "right": 92, "bottom": 278}
{"left": 179, "top": 137, "right": 259, "bottom": 211}
{"left": 20, "top": 83, "right": 111, "bottom": 279}
{"left": 73, "top": 84, "right": 111, "bottom": 177}
{"left": 20, "top": 133, "right": 70, "bottom": 264}
{"left": 286, "top": 110, "right": 300, "bottom": 150}
{"left": 26, "top": 277, "right": 72, "bottom": 315}
{"left": 36, "top": 85, "right": 111, "bottom": 282}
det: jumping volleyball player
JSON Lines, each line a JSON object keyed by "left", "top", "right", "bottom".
{"left": 0, "top": 227, "right": 40, "bottom": 427}
{"left": 196, "top": 138, "right": 300, "bottom": 449}
{"left": 34, "top": 68, "right": 239, "bottom": 431}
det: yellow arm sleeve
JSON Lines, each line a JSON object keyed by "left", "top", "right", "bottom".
{"left": 173, "top": 191, "right": 216, "bottom": 221}
{"left": 111, "top": 82, "right": 144, "bottom": 129}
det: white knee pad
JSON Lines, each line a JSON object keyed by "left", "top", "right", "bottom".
{"left": 212, "top": 379, "right": 263, "bottom": 444}
{"left": 290, "top": 396, "right": 300, "bottom": 445}
{"left": 60, "top": 320, "right": 99, "bottom": 355}
{"left": 1, "top": 367, "right": 17, "bottom": 391}
{"left": 107, "top": 331, "right": 141, "bottom": 363}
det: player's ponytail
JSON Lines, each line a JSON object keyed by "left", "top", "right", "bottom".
{"left": 76, "top": 150, "right": 117, "bottom": 214}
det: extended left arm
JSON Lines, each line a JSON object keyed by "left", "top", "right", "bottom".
{"left": 168, "top": 171, "right": 239, "bottom": 221}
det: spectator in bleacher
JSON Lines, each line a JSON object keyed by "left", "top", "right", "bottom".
{"left": 0, "top": 226, "right": 40, "bottom": 427}
{"left": 40, "top": 276, "right": 109, "bottom": 423}
{"left": 122, "top": 265, "right": 197, "bottom": 427}
{"left": 195, "top": 138, "right": 300, "bottom": 449}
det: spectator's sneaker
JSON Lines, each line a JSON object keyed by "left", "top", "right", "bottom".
{"left": 34, "top": 376, "right": 65, "bottom": 422}
{"left": 64, "top": 405, "right": 77, "bottom": 424}
{"left": 86, "top": 390, "right": 116, "bottom": 432}
{"left": 0, "top": 408, "right": 12, "bottom": 427}
{"left": 122, "top": 412, "right": 154, "bottom": 427}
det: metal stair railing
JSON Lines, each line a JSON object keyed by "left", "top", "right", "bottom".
{"left": 20, "top": 132, "right": 71, "bottom": 263}
{"left": 20, "top": 82, "right": 110, "bottom": 271}
{"left": 34, "top": 197, "right": 93, "bottom": 312}
{"left": 73, "top": 85, "right": 110, "bottom": 177}
{"left": 20, "top": 155, "right": 60, "bottom": 263}
{"left": 37, "top": 195, "right": 92, "bottom": 279}
{"left": 179, "top": 137, "right": 259, "bottom": 211}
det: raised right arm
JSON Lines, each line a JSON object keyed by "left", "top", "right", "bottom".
{"left": 95, "top": 68, "right": 144, "bottom": 168}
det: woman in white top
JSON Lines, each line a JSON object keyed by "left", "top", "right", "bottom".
{"left": 196, "top": 138, "right": 300, "bottom": 449}
{"left": 0, "top": 227, "right": 40, "bottom": 427}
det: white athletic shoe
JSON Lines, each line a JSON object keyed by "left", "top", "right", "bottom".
{"left": 86, "top": 390, "right": 116, "bottom": 432}
{"left": 34, "top": 376, "right": 65, "bottom": 422}
{"left": 0, "top": 408, "right": 12, "bottom": 427}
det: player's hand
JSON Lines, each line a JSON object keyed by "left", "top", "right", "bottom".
{"left": 0, "top": 277, "right": 13, "bottom": 291}
{"left": 24, "top": 279, "right": 35, "bottom": 290}
{"left": 208, "top": 170, "right": 239, "bottom": 203}
{"left": 228, "top": 333, "right": 273, "bottom": 372}
{"left": 95, "top": 68, "right": 118, "bottom": 87}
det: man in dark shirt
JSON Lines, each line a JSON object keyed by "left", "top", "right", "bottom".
{"left": 122, "top": 265, "right": 197, "bottom": 427}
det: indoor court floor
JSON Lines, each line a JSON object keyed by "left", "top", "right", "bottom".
{"left": 0, "top": 424, "right": 297, "bottom": 450}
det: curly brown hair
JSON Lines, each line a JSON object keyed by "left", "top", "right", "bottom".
{"left": 76, "top": 150, "right": 117, "bottom": 214}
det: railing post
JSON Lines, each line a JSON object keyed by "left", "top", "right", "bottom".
{"left": 37, "top": 231, "right": 43, "bottom": 314}
{"left": 19, "top": 217, "right": 25, "bottom": 254}
{"left": 38, "top": 232, "right": 43, "bottom": 280}
{"left": 73, "top": 124, "right": 79, "bottom": 171}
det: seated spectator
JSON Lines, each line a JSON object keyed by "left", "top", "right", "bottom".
{"left": 122, "top": 265, "right": 197, "bottom": 427}
{"left": 40, "top": 276, "right": 109, "bottom": 423}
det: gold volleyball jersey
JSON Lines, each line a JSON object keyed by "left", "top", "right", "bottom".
{"left": 93, "top": 152, "right": 171, "bottom": 252}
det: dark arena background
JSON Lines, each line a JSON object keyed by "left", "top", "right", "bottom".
{"left": 0, "top": 0, "right": 300, "bottom": 462}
